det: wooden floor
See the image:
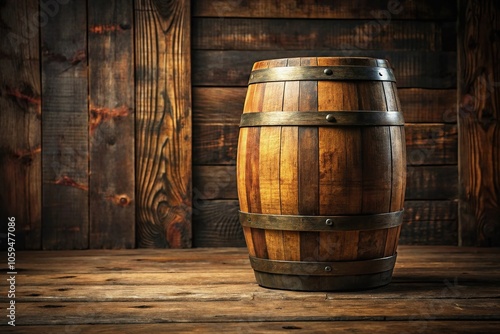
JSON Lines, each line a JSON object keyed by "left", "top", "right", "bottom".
{"left": 2, "top": 246, "right": 500, "bottom": 333}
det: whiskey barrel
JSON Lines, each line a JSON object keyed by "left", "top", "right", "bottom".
{"left": 237, "top": 57, "right": 406, "bottom": 291}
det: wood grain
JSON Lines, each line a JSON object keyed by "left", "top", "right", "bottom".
{"left": 135, "top": 0, "right": 192, "bottom": 248}
{"left": 193, "top": 165, "right": 237, "bottom": 200}
{"left": 406, "top": 166, "right": 458, "bottom": 200}
{"left": 401, "top": 200, "right": 458, "bottom": 245}
{"left": 41, "top": 0, "right": 89, "bottom": 249}
{"left": 399, "top": 89, "right": 457, "bottom": 123}
{"left": 88, "top": 0, "right": 135, "bottom": 248}
{"left": 193, "top": 123, "right": 457, "bottom": 167}
{"left": 0, "top": 0, "right": 41, "bottom": 249}
{"left": 3, "top": 246, "right": 499, "bottom": 332}
{"left": 192, "top": 0, "right": 457, "bottom": 20}
{"left": 11, "top": 281, "right": 500, "bottom": 301}
{"left": 278, "top": 60, "right": 301, "bottom": 261}
{"left": 192, "top": 200, "right": 244, "bottom": 247}
{"left": 192, "top": 87, "right": 245, "bottom": 124}
{"left": 192, "top": 50, "right": 456, "bottom": 89}
{"left": 193, "top": 18, "right": 452, "bottom": 51}
{"left": 297, "top": 57, "right": 320, "bottom": 261}
{"left": 192, "top": 87, "right": 458, "bottom": 124}
{"left": 405, "top": 124, "right": 458, "bottom": 165}
{"left": 192, "top": 123, "right": 238, "bottom": 164}
{"left": 12, "top": 299, "right": 500, "bottom": 325}
{"left": 4, "top": 322, "right": 500, "bottom": 334}
{"left": 458, "top": 0, "right": 500, "bottom": 246}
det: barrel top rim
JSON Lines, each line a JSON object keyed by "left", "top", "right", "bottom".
{"left": 252, "top": 57, "right": 391, "bottom": 69}
{"left": 253, "top": 56, "right": 388, "bottom": 62}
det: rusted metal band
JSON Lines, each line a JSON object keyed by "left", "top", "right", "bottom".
{"left": 239, "top": 210, "right": 403, "bottom": 231}
{"left": 239, "top": 111, "right": 404, "bottom": 127}
{"left": 249, "top": 254, "right": 397, "bottom": 276}
{"left": 248, "top": 66, "right": 396, "bottom": 84}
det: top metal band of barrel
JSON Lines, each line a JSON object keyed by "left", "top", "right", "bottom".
{"left": 248, "top": 66, "right": 396, "bottom": 84}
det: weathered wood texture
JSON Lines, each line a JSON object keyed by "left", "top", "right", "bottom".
{"left": 1, "top": 0, "right": 192, "bottom": 250}
{"left": 4, "top": 322, "right": 500, "bottom": 334}
{"left": 193, "top": 19, "right": 456, "bottom": 51}
{"left": 191, "top": 0, "right": 460, "bottom": 247}
{"left": 193, "top": 50, "right": 457, "bottom": 89}
{"left": 194, "top": 87, "right": 458, "bottom": 124}
{"left": 0, "top": 0, "right": 475, "bottom": 249}
{"left": 458, "top": 0, "right": 500, "bottom": 246}
{"left": 88, "top": 0, "right": 135, "bottom": 248}
{"left": 0, "top": 0, "right": 41, "bottom": 250}
{"left": 135, "top": 0, "right": 192, "bottom": 248}
{"left": 192, "top": 0, "right": 457, "bottom": 20}
{"left": 41, "top": 0, "right": 89, "bottom": 249}
{"left": 1, "top": 246, "right": 499, "bottom": 332}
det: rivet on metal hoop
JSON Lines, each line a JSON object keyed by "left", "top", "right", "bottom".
{"left": 324, "top": 68, "right": 333, "bottom": 75}
{"left": 324, "top": 266, "right": 332, "bottom": 272}
{"left": 325, "top": 218, "right": 334, "bottom": 226}
{"left": 325, "top": 114, "right": 337, "bottom": 123}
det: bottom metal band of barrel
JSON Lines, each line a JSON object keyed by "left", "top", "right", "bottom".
{"left": 249, "top": 254, "right": 397, "bottom": 291}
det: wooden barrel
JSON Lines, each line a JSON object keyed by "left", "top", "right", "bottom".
{"left": 237, "top": 57, "right": 406, "bottom": 291}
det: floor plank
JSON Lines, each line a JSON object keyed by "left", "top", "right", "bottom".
{"left": 1, "top": 246, "right": 498, "bottom": 331}
{"left": 3, "top": 321, "right": 500, "bottom": 334}
{"left": 14, "top": 282, "right": 500, "bottom": 302}
{"left": 11, "top": 299, "right": 500, "bottom": 324}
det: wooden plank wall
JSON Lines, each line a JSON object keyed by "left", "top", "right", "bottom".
{"left": 0, "top": 0, "right": 42, "bottom": 249}
{"left": 88, "top": 0, "right": 135, "bottom": 248}
{"left": 0, "top": 0, "right": 191, "bottom": 250}
{"left": 5, "top": 0, "right": 489, "bottom": 249}
{"left": 458, "top": 0, "right": 500, "bottom": 246}
{"left": 191, "top": 0, "right": 459, "bottom": 247}
{"left": 41, "top": 0, "right": 90, "bottom": 249}
{"left": 135, "top": 0, "right": 192, "bottom": 248}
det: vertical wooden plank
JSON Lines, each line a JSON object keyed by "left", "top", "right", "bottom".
{"left": 242, "top": 226, "right": 256, "bottom": 257}
{"left": 279, "top": 128, "right": 298, "bottom": 215}
{"left": 246, "top": 127, "right": 267, "bottom": 259}
{"left": 244, "top": 60, "right": 267, "bottom": 259}
{"left": 317, "top": 59, "right": 363, "bottom": 216}
{"left": 353, "top": 126, "right": 387, "bottom": 260}
{"left": 0, "top": 0, "right": 41, "bottom": 249}
{"left": 385, "top": 126, "right": 406, "bottom": 256}
{"left": 383, "top": 82, "right": 399, "bottom": 111}
{"left": 260, "top": 59, "right": 285, "bottom": 260}
{"left": 260, "top": 125, "right": 283, "bottom": 259}
{"left": 236, "top": 129, "right": 249, "bottom": 212}
{"left": 41, "top": 0, "right": 89, "bottom": 249}
{"left": 458, "top": 0, "right": 500, "bottom": 246}
{"left": 357, "top": 82, "right": 387, "bottom": 111}
{"left": 361, "top": 127, "right": 392, "bottom": 213}
{"left": 317, "top": 58, "right": 363, "bottom": 261}
{"left": 245, "top": 128, "right": 261, "bottom": 214}
{"left": 135, "top": 0, "right": 192, "bottom": 248}
{"left": 280, "top": 58, "right": 301, "bottom": 261}
{"left": 259, "top": 89, "right": 283, "bottom": 214}
{"left": 318, "top": 128, "right": 364, "bottom": 214}
{"left": 88, "top": 0, "right": 135, "bottom": 248}
{"left": 298, "top": 57, "right": 320, "bottom": 261}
